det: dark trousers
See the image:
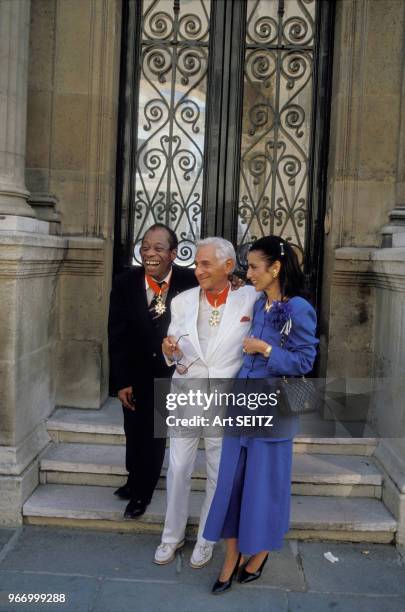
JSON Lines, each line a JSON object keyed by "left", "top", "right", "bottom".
{"left": 122, "top": 405, "right": 166, "bottom": 503}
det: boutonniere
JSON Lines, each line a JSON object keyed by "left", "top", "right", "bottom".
{"left": 268, "top": 300, "right": 292, "bottom": 336}
{"left": 240, "top": 316, "right": 251, "bottom": 322}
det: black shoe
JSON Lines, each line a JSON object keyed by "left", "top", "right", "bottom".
{"left": 114, "top": 484, "right": 132, "bottom": 500}
{"left": 238, "top": 554, "right": 268, "bottom": 584}
{"left": 124, "top": 498, "right": 148, "bottom": 519}
{"left": 211, "top": 553, "right": 241, "bottom": 595}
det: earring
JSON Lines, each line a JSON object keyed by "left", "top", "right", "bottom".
{"left": 273, "top": 271, "right": 277, "bottom": 278}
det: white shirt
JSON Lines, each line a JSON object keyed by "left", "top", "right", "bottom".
{"left": 197, "top": 291, "right": 225, "bottom": 358}
{"left": 144, "top": 268, "right": 173, "bottom": 307}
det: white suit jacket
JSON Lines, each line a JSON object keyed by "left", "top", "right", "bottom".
{"left": 167, "top": 285, "right": 258, "bottom": 379}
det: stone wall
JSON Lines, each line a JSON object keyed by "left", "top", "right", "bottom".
{"left": 26, "top": 0, "right": 121, "bottom": 407}
{"left": 320, "top": 0, "right": 405, "bottom": 377}
{"left": 0, "top": 0, "right": 121, "bottom": 526}
{"left": 370, "top": 250, "right": 405, "bottom": 546}
{"left": 320, "top": 0, "right": 405, "bottom": 545}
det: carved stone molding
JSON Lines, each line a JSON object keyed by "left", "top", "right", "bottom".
{"left": 59, "top": 237, "right": 105, "bottom": 276}
{"left": 333, "top": 270, "right": 405, "bottom": 293}
{"left": 0, "top": 231, "right": 66, "bottom": 278}
{"left": 332, "top": 247, "right": 405, "bottom": 293}
{"left": 0, "top": 235, "right": 106, "bottom": 278}
{"left": 0, "top": 261, "right": 63, "bottom": 280}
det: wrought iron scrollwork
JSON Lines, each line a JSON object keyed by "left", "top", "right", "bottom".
{"left": 127, "top": 0, "right": 319, "bottom": 267}
{"left": 238, "top": 0, "right": 316, "bottom": 256}
{"left": 131, "top": 0, "right": 210, "bottom": 266}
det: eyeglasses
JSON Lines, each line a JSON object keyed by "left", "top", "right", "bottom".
{"left": 172, "top": 334, "right": 199, "bottom": 375}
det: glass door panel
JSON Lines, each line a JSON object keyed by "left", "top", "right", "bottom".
{"left": 238, "top": 0, "right": 317, "bottom": 256}
{"left": 132, "top": 0, "right": 211, "bottom": 265}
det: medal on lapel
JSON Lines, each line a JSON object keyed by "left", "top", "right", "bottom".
{"left": 205, "top": 284, "right": 230, "bottom": 327}
{"left": 154, "top": 295, "right": 166, "bottom": 316}
{"left": 209, "top": 308, "right": 221, "bottom": 327}
{"left": 146, "top": 275, "right": 169, "bottom": 318}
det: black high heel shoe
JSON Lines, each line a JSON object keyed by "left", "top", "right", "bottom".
{"left": 238, "top": 553, "right": 269, "bottom": 584}
{"left": 211, "top": 552, "right": 242, "bottom": 595}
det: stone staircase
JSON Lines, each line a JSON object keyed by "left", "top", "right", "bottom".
{"left": 23, "top": 399, "right": 397, "bottom": 543}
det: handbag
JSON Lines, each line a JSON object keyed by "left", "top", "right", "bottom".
{"left": 278, "top": 375, "right": 323, "bottom": 416}
{"left": 276, "top": 326, "right": 322, "bottom": 416}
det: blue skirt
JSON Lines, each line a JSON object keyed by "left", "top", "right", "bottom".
{"left": 203, "top": 435, "right": 293, "bottom": 555}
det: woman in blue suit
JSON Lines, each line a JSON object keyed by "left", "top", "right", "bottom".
{"left": 203, "top": 235, "right": 319, "bottom": 594}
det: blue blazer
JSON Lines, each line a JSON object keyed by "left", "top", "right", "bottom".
{"left": 238, "top": 294, "right": 318, "bottom": 379}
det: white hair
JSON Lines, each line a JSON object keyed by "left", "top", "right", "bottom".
{"left": 196, "top": 237, "right": 236, "bottom": 270}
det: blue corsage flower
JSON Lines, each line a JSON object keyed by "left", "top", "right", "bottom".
{"left": 268, "top": 300, "right": 292, "bottom": 335}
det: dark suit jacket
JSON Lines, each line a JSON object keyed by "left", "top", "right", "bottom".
{"left": 108, "top": 265, "right": 198, "bottom": 400}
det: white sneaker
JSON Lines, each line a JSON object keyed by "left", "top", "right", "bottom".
{"left": 190, "top": 542, "right": 214, "bottom": 568}
{"left": 153, "top": 540, "right": 185, "bottom": 565}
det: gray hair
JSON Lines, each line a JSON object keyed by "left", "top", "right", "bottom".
{"left": 196, "top": 237, "right": 236, "bottom": 269}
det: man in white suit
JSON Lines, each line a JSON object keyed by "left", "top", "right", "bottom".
{"left": 154, "top": 237, "right": 257, "bottom": 568}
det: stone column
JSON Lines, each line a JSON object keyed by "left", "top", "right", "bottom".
{"left": 381, "top": 10, "right": 405, "bottom": 247}
{"left": 0, "top": 0, "right": 35, "bottom": 217}
{"left": 0, "top": 0, "right": 66, "bottom": 526}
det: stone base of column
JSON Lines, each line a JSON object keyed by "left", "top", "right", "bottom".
{"left": 0, "top": 460, "right": 39, "bottom": 526}
{"left": 27, "top": 194, "right": 61, "bottom": 235}
{"left": 381, "top": 205, "right": 405, "bottom": 247}
{"left": 0, "top": 215, "right": 50, "bottom": 234}
{"left": 0, "top": 423, "right": 47, "bottom": 526}
{"left": 0, "top": 231, "right": 67, "bottom": 525}
{"left": 0, "top": 187, "right": 37, "bottom": 219}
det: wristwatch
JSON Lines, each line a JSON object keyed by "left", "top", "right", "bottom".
{"left": 263, "top": 343, "right": 272, "bottom": 359}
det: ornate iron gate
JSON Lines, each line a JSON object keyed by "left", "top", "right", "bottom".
{"left": 114, "top": 0, "right": 334, "bottom": 305}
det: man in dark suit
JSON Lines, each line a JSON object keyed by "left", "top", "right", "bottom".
{"left": 108, "top": 223, "right": 197, "bottom": 518}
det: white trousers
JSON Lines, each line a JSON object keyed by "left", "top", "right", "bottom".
{"left": 162, "top": 436, "right": 223, "bottom": 545}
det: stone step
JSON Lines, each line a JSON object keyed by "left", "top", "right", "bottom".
{"left": 47, "top": 403, "right": 378, "bottom": 456}
{"left": 39, "top": 443, "right": 383, "bottom": 498}
{"left": 47, "top": 400, "right": 125, "bottom": 446}
{"left": 22, "top": 484, "right": 396, "bottom": 543}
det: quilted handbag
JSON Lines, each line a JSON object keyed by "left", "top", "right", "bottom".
{"left": 277, "top": 375, "right": 323, "bottom": 416}
{"left": 276, "top": 322, "right": 322, "bottom": 416}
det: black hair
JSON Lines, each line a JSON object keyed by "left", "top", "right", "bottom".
{"left": 249, "top": 235, "right": 309, "bottom": 299}
{"left": 142, "top": 223, "right": 178, "bottom": 250}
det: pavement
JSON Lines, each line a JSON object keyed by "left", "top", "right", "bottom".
{"left": 0, "top": 527, "right": 404, "bottom": 612}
